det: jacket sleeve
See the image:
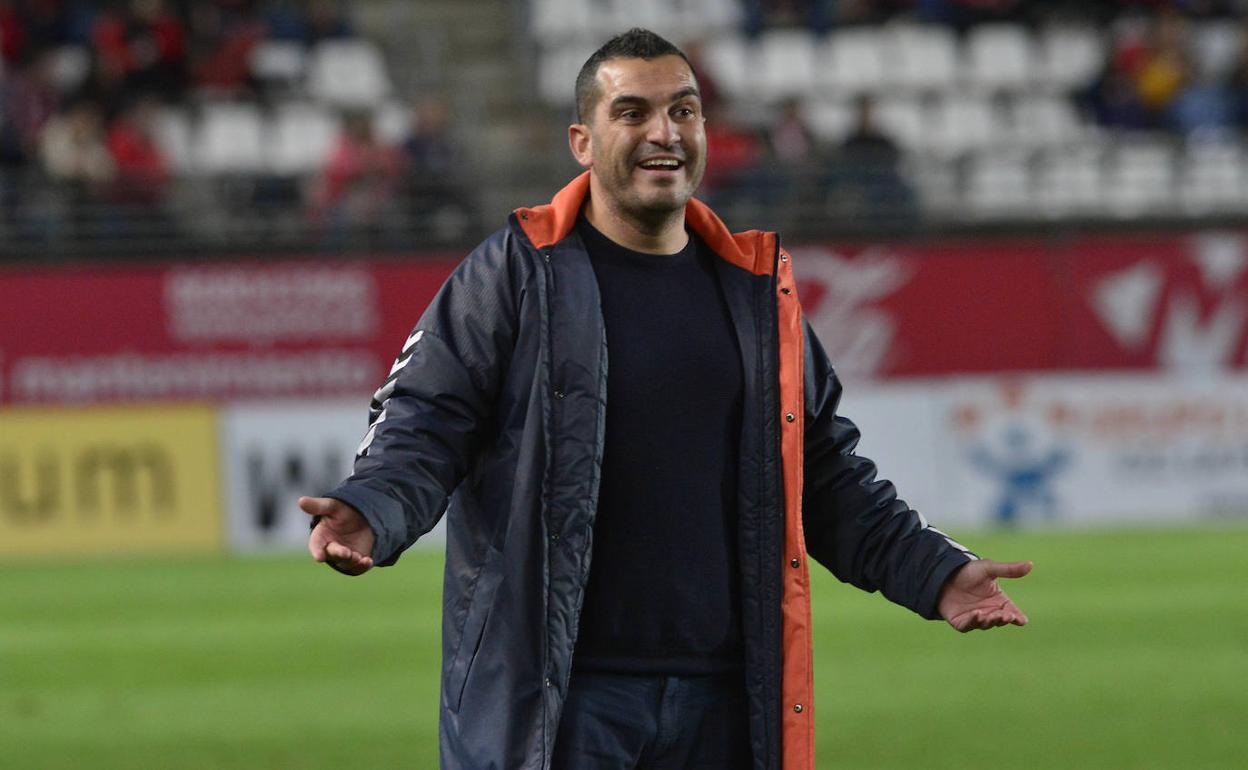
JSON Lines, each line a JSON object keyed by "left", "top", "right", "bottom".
{"left": 800, "top": 321, "right": 976, "bottom": 619}
{"left": 325, "top": 230, "right": 523, "bottom": 566}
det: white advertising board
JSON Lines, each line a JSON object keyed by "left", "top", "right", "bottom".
{"left": 219, "top": 399, "right": 446, "bottom": 553}
{"left": 840, "top": 375, "right": 1248, "bottom": 528}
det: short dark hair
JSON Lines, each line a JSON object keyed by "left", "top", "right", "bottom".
{"left": 574, "top": 28, "right": 693, "bottom": 124}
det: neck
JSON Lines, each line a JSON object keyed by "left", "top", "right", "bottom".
{"left": 583, "top": 181, "right": 688, "bottom": 255}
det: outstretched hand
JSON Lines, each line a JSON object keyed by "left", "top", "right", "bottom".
{"left": 937, "top": 559, "right": 1031, "bottom": 633}
{"left": 300, "top": 496, "right": 376, "bottom": 576}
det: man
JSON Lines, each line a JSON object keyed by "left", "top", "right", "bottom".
{"left": 299, "top": 29, "right": 1030, "bottom": 770}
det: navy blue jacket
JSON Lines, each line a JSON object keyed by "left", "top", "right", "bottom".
{"left": 327, "top": 173, "right": 975, "bottom": 770}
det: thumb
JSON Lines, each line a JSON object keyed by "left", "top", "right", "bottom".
{"left": 984, "top": 559, "right": 1033, "bottom": 580}
{"left": 298, "top": 495, "right": 339, "bottom": 518}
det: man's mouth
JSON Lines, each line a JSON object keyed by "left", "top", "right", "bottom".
{"left": 637, "top": 157, "right": 684, "bottom": 171}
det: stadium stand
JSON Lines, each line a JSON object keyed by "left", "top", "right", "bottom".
{"left": 4, "top": 1, "right": 1248, "bottom": 257}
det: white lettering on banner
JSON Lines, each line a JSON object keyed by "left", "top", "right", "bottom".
{"left": 790, "top": 246, "right": 912, "bottom": 381}
{"left": 1090, "top": 233, "right": 1248, "bottom": 369}
{"left": 164, "top": 266, "right": 378, "bottom": 343}
{"left": 11, "top": 350, "right": 380, "bottom": 403}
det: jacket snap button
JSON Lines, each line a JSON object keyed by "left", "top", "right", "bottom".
{"left": 551, "top": 532, "right": 560, "bottom": 542}
{"left": 781, "top": 287, "right": 791, "bottom": 295}
{"left": 554, "top": 389, "right": 565, "bottom": 399}
{"left": 785, "top": 412, "right": 795, "bottom": 423}
{"left": 545, "top": 678, "right": 553, "bottom": 687}
{"left": 790, "top": 558, "right": 800, "bottom": 569}
{"left": 780, "top": 254, "right": 788, "bottom": 262}
{"left": 794, "top": 703, "right": 804, "bottom": 713}
{"left": 520, "top": 213, "right": 528, "bottom": 220}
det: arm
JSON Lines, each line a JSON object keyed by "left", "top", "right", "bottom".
{"left": 311, "top": 230, "right": 523, "bottom": 571}
{"left": 800, "top": 321, "right": 975, "bottom": 619}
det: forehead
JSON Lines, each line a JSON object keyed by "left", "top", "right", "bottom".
{"left": 594, "top": 55, "right": 698, "bottom": 104}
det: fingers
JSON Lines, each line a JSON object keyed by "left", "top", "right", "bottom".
{"left": 298, "top": 495, "right": 340, "bottom": 518}
{"left": 952, "top": 598, "right": 1029, "bottom": 632}
{"left": 984, "top": 559, "right": 1033, "bottom": 580}
{"left": 325, "top": 541, "right": 374, "bottom": 575}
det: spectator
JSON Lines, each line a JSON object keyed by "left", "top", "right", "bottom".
{"left": 0, "top": 0, "right": 26, "bottom": 66}
{"left": 1134, "top": 9, "right": 1189, "bottom": 124}
{"left": 742, "top": 0, "right": 834, "bottom": 37}
{"left": 105, "top": 96, "right": 169, "bottom": 204}
{"left": 309, "top": 109, "right": 403, "bottom": 236}
{"left": 765, "top": 96, "right": 816, "bottom": 165}
{"left": 186, "top": 0, "right": 264, "bottom": 97}
{"left": 830, "top": 94, "right": 917, "bottom": 226}
{"left": 267, "top": 0, "right": 352, "bottom": 46}
{"left": 39, "top": 99, "right": 115, "bottom": 186}
{"left": 0, "top": 49, "right": 61, "bottom": 167}
{"left": 91, "top": 0, "right": 187, "bottom": 101}
{"left": 400, "top": 95, "right": 475, "bottom": 240}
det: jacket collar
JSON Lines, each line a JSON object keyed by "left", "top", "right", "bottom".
{"left": 514, "top": 171, "right": 778, "bottom": 277}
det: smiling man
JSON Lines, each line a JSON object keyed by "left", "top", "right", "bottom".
{"left": 300, "top": 28, "right": 1031, "bottom": 770}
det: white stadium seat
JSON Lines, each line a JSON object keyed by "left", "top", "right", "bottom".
{"left": 884, "top": 23, "right": 958, "bottom": 93}
{"left": 757, "top": 29, "right": 817, "bottom": 98}
{"left": 249, "top": 40, "right": 307, "bottom": 93}
{"left": 266, "top": 102, "right": 339, "bottom": 176}
{"left": 1034, "top": 142, "right": 1105, "bottom": 217}
{"left": 965, "top": 150, "right": 1033, "bottom": 217}
{"left": 806, "top": 98, "right": 853, "bottom": 142}
{"left": 150, "top": 105, "right": 195, "bottom": 174}
{"left": 196, "top": 102, "right": 267, "bottom": 174}
{"left": 1036, "top": 24, "right": 1105, "bottom": 92}
{"left": 539, "top": 42, "right": 599, "bottom": 107}
{"left": 1104, "top": 139, "right": 1176, "bottom": 218}
{"left": 1179, "top": 139, "right": 1245, "bottom": 215}
{"left": 702, "top": 36, "right": 757, "bottom": 99}
{"left": 964, "top": 23, "right": 1035, "bottom": 92}
{"left": 45, "top": 45, "right": 91, "bottom": 95}
{"left": 529, "top": 0, "right": 592, "bottom": 40}
{"left": 923, "top": 94, "right": 1002, "bottom": 159}
{"left": 306, "top": 40, "right": 392, "bottom": 108}
{"left": 1190, "top": 20, "right": 1243, "bottom": 81}
{"left": 1006, "top": 93, "right": 1085, "bottom": 148}
{"left": 818, "top": 28, "right": 886, "bottom": 96}
{"left": 873, "top": 96, "right": 924, "bottom": 151}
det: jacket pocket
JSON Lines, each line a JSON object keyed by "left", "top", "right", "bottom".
{"left": 444, "top": 550, "right": 504, "bottom": 713}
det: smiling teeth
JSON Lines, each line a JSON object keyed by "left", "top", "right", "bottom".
{"left": 641, "top": 159, "right": 680, "bottom": 168}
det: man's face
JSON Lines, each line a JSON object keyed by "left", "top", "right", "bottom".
{"left": 570, "top": 55, "right": 706, "bottom": 219}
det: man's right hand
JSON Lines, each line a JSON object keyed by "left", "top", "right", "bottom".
{"left": 299, "top": 496, "right": 376, "bottom": 575}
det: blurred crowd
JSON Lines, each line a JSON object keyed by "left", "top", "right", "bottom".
{"left": 693, "top": 0, "right": 1248, "bottom": 228}
{"left": 0, "top": 0, "right": 470, "bottom": 248}
{"left": 741, "top": 0, "right": 1248, "bottom": 34}
{"left": 1084, "top": 7, "right": 1248, "bottom": 136}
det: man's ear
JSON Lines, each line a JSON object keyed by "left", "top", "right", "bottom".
{"left": 568, "top": 123, "right": 592, "bottom": 169}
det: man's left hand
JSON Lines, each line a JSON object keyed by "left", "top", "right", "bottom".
{"left": 937, "top": 559, "right": 1032, "bottom": 632}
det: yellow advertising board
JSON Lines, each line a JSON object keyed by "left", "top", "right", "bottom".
{"left": 0, "top": 404, "right": 222, "bottom": 558}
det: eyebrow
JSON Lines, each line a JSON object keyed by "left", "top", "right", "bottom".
{"left": 608, "top": 87, "right": 702, "bottom": 111}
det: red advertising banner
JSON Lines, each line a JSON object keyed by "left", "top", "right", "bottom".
{"left": 0, "top": 258, "right": 457, "bottom": 405}
{"left": 792, "top": 230, "right": 1248, "bottom": 380}
{"left": 2, "top": 231, "right": 1245, "bottom": 404}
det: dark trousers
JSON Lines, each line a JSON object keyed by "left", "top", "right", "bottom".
{"left": 550, "top": 670, "right": 753, "bottom": 770}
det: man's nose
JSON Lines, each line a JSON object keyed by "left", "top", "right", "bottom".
{"left": 645, "top": 113, "right": 680, "bottom": 146}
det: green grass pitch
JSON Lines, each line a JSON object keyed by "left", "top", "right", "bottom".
{"left": 3, "top": 526, "right": 1245, "bottom": 769}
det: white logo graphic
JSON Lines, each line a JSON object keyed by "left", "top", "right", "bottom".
{"left": 1090, "top": 234, "right": 1247, "bottom": 369}
{"left": 791, "top": 246, "right": 912, "bottom": 380}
